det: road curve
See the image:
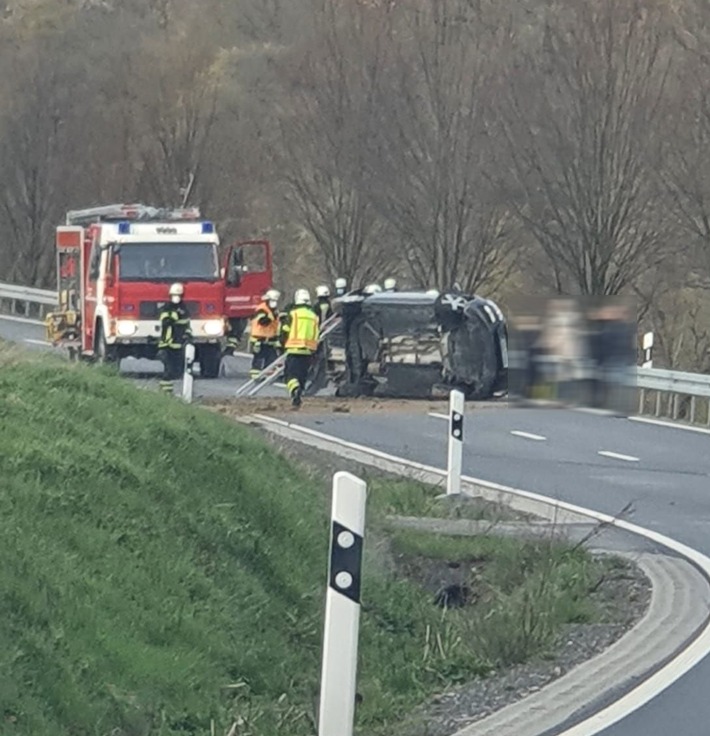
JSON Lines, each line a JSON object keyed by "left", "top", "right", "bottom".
{"left": 3, "top": 315, "right": 710, "bottom": 735}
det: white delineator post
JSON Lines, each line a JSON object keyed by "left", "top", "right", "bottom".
{"left": 447, "top": 389, "right": 465, "bottom": 496}
{"left": 182, "top": 343, "right": 195, "bottom": 403}
{"left": 318, "top": 472, "right": 367, "bottom": 736}
{"left": 642, "top": 331, "right": 654, "bottom": 368}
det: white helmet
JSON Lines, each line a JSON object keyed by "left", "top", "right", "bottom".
{"left": 383, "top": 278, "right": 397, "bottom": 292}
{"left": 264, "top": 289, "right": 281, "bottom": 302}
{"left": 335, "top": 277, "right": 347, "bottom": 290}
{"left": 316, "top": 285, "right": 331, "bottom": 298}
{"left": 294, "top": 288, "right": 311, "bottom": 305}
{"left": 425, "top": 289, "right": 440, "bottom": 297}
{"left": 363, "top": 283, "right": 382, "bottom": 295}
{"left": 169, "top": 283, "right": 184, "bottom": 303}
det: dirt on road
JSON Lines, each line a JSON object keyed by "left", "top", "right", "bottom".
{"left": 203, "top": 395, "right": 510, "bottom": 418}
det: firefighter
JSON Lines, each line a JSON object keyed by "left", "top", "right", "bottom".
{"left": 315, "top": 285, "right": 334, "bottom": 326}
{"left": 334, "top": 277, "right": 348, "bottom": 297}
{"left": 157, "top": 282, "right": 192, "bottom": 394}
{"left": 248, "top": 288, "right": 281, "bottom": 379}
{"left": 383, "top": 278, "right": 397, "bottom": 292}
{"left": 280, "top": 289, "right": 320, "bottom": 408}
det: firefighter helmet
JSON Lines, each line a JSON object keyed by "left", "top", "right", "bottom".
{"left": 316, "top": 285, "right": 330, "bottom": 298}
{"left": 169, "top": 283, "right": 184, "bottom": 297}
{"left": 294, "top": 288, "right": 311, "bottom": 305}
{"left": 363, "top": 283, "right": 382, "bottom": 294}
{"left": 264, "top": 289, "right": 281, "bottom": 302}
{"left": 383, "top": 278, "right": 397, "bottom": 292}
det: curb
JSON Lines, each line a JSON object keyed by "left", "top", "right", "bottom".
{"left": 243, "top": 412, "right": 710, "bottom": 736}
{"left": 451, "top": 552, "right": 710, "bottom": 736}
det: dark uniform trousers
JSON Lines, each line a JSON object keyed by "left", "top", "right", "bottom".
{"left": 285, "top": 353, "right": 312, "bottom": 397}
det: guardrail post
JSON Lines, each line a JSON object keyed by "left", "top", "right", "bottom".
{"left": 690, "top": 396, "right": 697, "bottom": 424}
{"left": 655, "top": 390, "right": 661, "bottom": 417}
{"left": 446, "top": 389, "right": 465, "bottom": 496}
{"left": 672, "top": 393, "right": 679, "bottom": 420}
{"left": 318, "top": 472, "right": 367, "bottom": 736}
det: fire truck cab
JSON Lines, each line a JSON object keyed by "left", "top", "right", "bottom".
{"left": 46, "top": 203, "right": 273, "bottom": 378}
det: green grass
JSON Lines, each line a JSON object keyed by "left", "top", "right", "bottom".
{"left": 0, "top": 343, "right": 607, "bottom": 735}
{"left": 390, "top": 532, "right": 598, "bottom": 666}
{"left": 364, "top": 476, "right": 522, "bottom": 522}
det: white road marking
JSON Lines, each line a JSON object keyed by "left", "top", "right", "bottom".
{"left": 428, "top": 412, "right": 449, "bottom": 420}
{"left": 511, "top": 430, "right": 546, "bottom": 441}
{"left": 248, "top": 414, "right": 710, "bottom": 736}
{"left": 629, "top": 415, "right": 710, "bottom": 436}
{"left": 598, "top": 450, "right": 640, "bottom": 463}
{"left": 24, "top": 338, "right": 50, "bottom": 346}
{"left": 574, "top": 406, "right": 618, "bottom": 417}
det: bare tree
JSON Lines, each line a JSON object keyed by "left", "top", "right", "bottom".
{"left": 660, "top": 1, "right": 710, "bottom": 292}
{"left": 364, "top": 0, "right": 516, "bottom": 294}
{"left": 498, "top": 0, "right": 673, "bottom": 296}
{"left": 275, "top": 0, "right": 396, "bottom": 285}
{"left": 0, "top": 44, "right": 75, "bottom": 286}
{"left": 131, "top": 23, "right": 223, "bottom": 209}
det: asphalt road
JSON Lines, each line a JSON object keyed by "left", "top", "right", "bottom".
{"left": 3, "top": 314, "right": 710, "bottom": 735}
{"left": 0, "top": 316, "right": 284, "bottom": 400}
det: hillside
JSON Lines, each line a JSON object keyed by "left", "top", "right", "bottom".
{"left": 0, "top": 343, "right": 636, "bottom": 735}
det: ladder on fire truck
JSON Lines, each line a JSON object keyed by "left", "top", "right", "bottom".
{"left": 65, "top": 203, "right": 202, "bottom": 226}
{"left": 234, "top": 314, "right": 342, "bottom": 398}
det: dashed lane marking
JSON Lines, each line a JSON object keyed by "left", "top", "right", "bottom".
{"left": 598, "top": 450, "right": 640, "bottom": 463}
{"left": 511, "top": 430, "right": 547, "bottom": 441}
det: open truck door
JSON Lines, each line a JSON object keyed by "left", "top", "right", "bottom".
{"left": 223, "top": 239, "right": 273, "bottom": 346}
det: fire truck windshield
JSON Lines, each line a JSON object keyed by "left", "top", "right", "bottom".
{"left": 117, "top": 242, "right": 219, "bottom": 282}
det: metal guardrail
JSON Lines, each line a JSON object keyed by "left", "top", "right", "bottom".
{"left": 636, "top": 366, "right": 710, "bottom": 426}
{"left": 1, "top": 278, "right": 709, "bottom": 424}
{"left": 0, "top": 281, "right": 56, "bottom": 322}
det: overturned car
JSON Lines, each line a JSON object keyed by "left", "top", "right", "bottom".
{"left": 309, "top": 290, "right": 508, "bottom": 399}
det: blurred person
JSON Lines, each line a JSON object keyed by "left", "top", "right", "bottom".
{"left": 549, "top": 298, "right": 588, "bottom": 402}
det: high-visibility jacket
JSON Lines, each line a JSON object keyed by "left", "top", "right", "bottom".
{"left": 282, "top": 305, "right": 320, "bottom": 354}
{"left": 249, "top": 302, "right": 279, "bottom": 341}
{"left": 158, "top": 301, "right": 192, "bottom": 349}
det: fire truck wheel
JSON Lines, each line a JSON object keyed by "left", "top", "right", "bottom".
{"left": 199, "top": 345, "right": 222, "bottom": 379}
{"left": 95, "top": 322, "right": 118, "bottom": 364}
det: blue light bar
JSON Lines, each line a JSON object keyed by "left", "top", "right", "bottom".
{"left": 118, "top": 221, "right": 131, "bottom": 234}
{"left": 201, "top": 221, "right": 215, "bottom": 234}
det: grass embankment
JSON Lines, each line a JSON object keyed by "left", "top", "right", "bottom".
{"left": 0, "top": 343, "right": 609, "bottom": 735}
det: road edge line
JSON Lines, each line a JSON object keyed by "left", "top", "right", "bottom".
{"left": 246, "top": 412, "right": 710, "bottom": 736}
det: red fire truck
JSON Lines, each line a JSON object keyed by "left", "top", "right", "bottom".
{"left": 45, "top": 203, "right": 273, "bottom": 377}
